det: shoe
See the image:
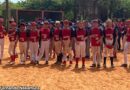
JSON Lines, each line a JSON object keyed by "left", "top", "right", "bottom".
{"left": 45, "top": 61, "right": 48, "bottom": 65}
{"left": 30, "top": 61, "right": 35, "bottom": 64}
{"left": 90, "top": 64, "right": 96, "bottom": 68}
{"left": 54, "top": 61, "right": 59, "bottom": 65}
{"left": 111, "top": 64, "right": 115, "bottom": 68}
{"left": 35, "top": 61, "right": 39, "bottom": 65}
{"left": 75, "top": 64, "right": 78, "bottom": 69}
{"left": 121, "top": 64, "right": 127, "bottom": 68}
{"left": 97, "top": 64, "right": 101, "bottom": 68}
{"left": 9, "top": 61, "right": 15, "bottom": 65}
{"left": 20, "top": 61, "right": 25, "bottom": 65}
{"left": 26, "top": 55, "right": 30, "bottom": 59}
{"left": 86, "top": 56, "right": 90, "bottom": 59}
{"left": 82, "top": 65, "right": 86, "bottom": 70}
{"left": 63, "top": 61, "right": 66, "bottom": 65}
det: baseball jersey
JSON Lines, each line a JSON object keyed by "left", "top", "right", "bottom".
{"left": 40, "top": 28, "right": 50, "bottom": 41}
{"left": 29, "top": 30, "right": 39, "bottom": 42}
{"left": 90, "top": 28, "right": 102, "bottom": 46}
{"left": 0, "top": 26, "right": 5, "bottom": 39}
{"left": 118, "top": 22, "right": 126, "bottom": 35}
{"left": 18, "top": 30, "right": 28, "bottom": 42}
{"left": 76, "top": 28, "right": 87, "bottom": 41}
{"left": 62, "top": 28, "right": 71, "bottom": 40}
{"left": 103, "top": 28, "right": 116, "bottom": 49}
{"left": 8, "top": 28, "right": 17, "bottom": 41}
{"left": 53, "top": 28, "right": 61, "bottom": 41}
{"left": 126, "top": 28, "right": 130, "bottom": 42}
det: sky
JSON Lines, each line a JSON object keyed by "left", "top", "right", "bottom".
{"left": 0, "top": 0, "right": 24, "bottom": 3}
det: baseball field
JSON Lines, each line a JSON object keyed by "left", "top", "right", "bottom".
{"left": 0, "top": 37, "right": 130, "bottom": 90}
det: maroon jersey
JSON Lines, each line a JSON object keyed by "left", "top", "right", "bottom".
{"left": 29, "top": 30, "right": 39, "bottom": 42}
{"left": 8, "top": 29, "right": 17, "bottom": 41}
{"left": 126, "top": 28, "right": 130, "bottom": 42}
{"left": 40, "top": 28, "right": 50, "bottom": 41}
{"left": 19, "top": 31, "right": 27, "bottom": 42}
{"left": 62, "top": 29, "right": 71, "bottom": 40}
{"left": 76, "top": 29, "right": 86, "bottom": 41}
{"left": 53, "top": 29, "right": 61, "bottom": 41}
{"left": 104, "top": 28, "right": 114, "bottom": 49}
{"left": 0, "top": 26, "right": 5, "bottom": 39}
{"left": 90, "top": 28, "right": 102, "bottom": 46}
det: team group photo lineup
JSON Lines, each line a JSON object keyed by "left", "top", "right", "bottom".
{"left": 0, "top": 17, "right": 130, "bottom": 70}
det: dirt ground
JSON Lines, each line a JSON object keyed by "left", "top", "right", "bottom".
{"left": 0, "top": 37, "right": 130, "bottom": 90}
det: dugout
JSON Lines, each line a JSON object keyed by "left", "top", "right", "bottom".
{"left": 3, "top": 9, "right": 64, "bottom": 23}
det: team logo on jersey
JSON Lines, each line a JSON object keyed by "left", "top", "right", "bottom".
{"left": 55, "top": 35, "right": 59, "bottom": 40}
{"left": 63, "top": 36, "right": 70, "bottom": 40}
{"left": 31, "top": 36, "right": 37, "bottom": 42}
{"left": 43, "top": 34, "right": 47, "bottom": 39}
{"left": 20, "top": 38, "right": 24, "bottom": 41}
{"left": 77, "top": 35, "right": 84, "bottom": 40}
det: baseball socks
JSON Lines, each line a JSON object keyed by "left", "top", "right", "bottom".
{"left": 110, "top": 57, "right": 114, "bottom": 68}
{"left": 82, "top": 57, "right": 85, "bottom": 69}
{"left": 0, "top": 59, "right": 1, "bottom": 64}
{"left": 8, "top": 55, "right": 15, "bottom": 65}
{"left": 54, "top": 54, "right": 60, "bottom": 64}
{"left": 103, "top": 57, "right": 107, "bottom": 68}
{"left": 75, "top": 58, "right": 79, "bottom": 68}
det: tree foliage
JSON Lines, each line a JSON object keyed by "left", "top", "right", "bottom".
{"left": 1, "top": 0, "right": 130, "bottom": 20}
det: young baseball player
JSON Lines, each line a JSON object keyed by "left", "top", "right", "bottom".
{"left": 29, "top": 21, "right": 39, "bottom": 64}
{"left": 0, "top": 18, "right": 6, "bottom": 64}
{"left": 8, "top": 21, "right": 18, "bottom": 65}
{"left": 18, "top": 23, "right": 28, "bottom": 65}
{"left": 36, "top": 20, "right": 51, "bottom": 65}
{"left": 103, "top": 19, "right": 116, "bottom": 68}
{"left": 121, "top": 20, "right": 130, "bottom": 68}
{"left": 61, "top": 20, "right": 73, "bottom": 66}
{"left": 75, "top": 21, "right": 87, "bottom": 69}
{"left": 90, "top": 19, "right": 103, "bottom": 68}
{"left": 53, "top": 21, "right": 63, "bottom": 65}
{"left": 9, "top": 18, "right": 18, "bottom": 58}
